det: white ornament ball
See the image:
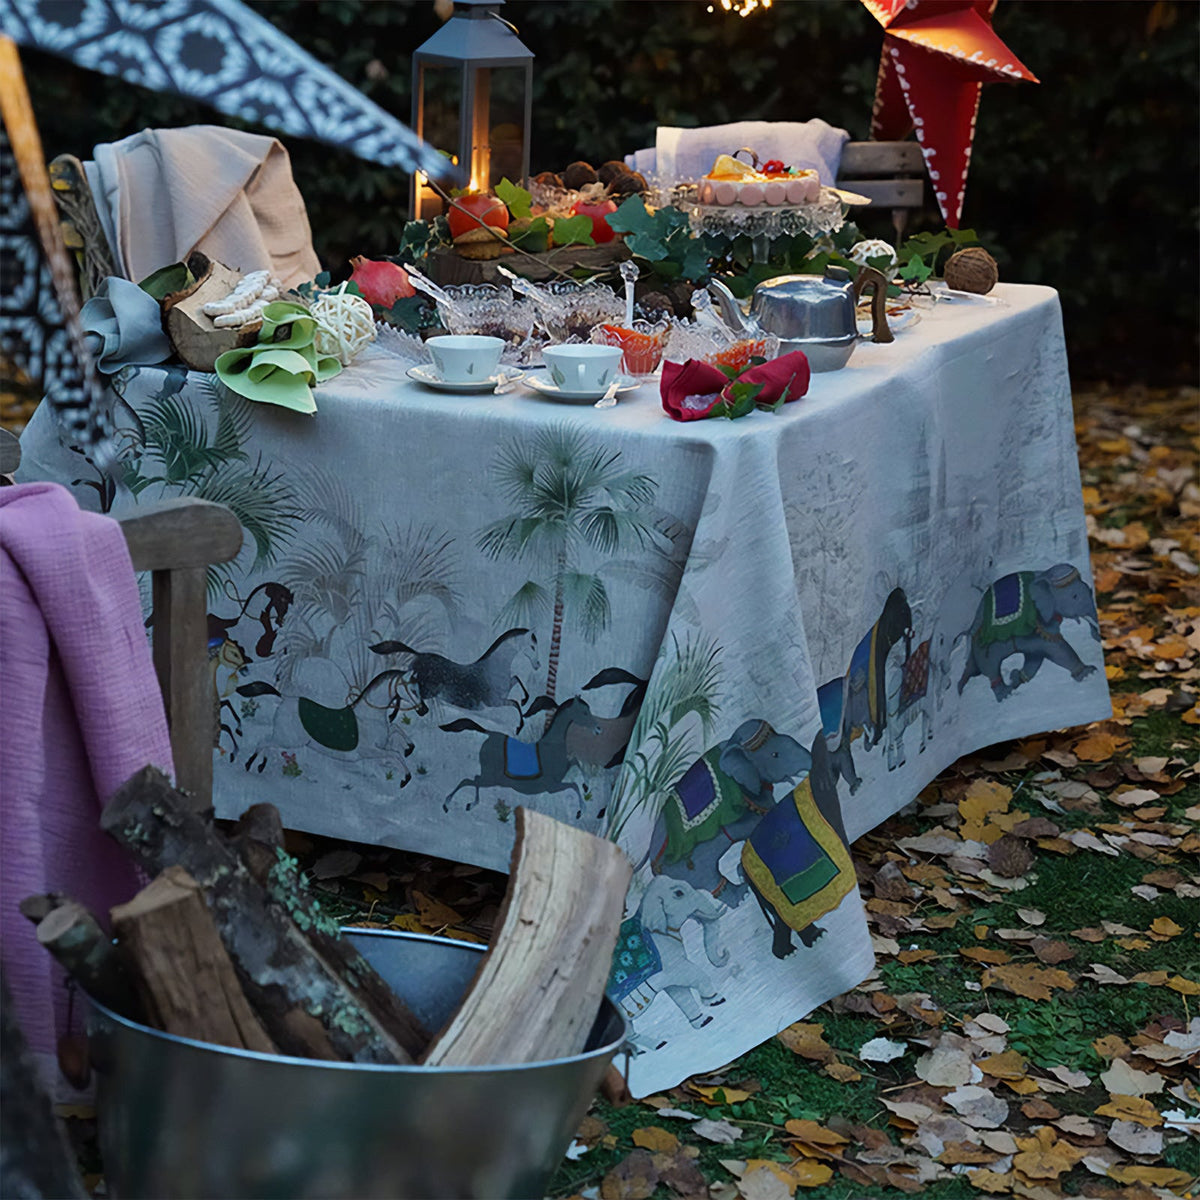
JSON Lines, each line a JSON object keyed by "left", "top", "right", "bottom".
{"left": 848, "top": 239, "right": 898, "bottom": 271}
{"left": 312, "top": 285, "right": 376, "bottom": 366}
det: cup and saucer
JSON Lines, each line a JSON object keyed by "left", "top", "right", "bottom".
{"left": 523, "top": 344, "right": 639, "bottom": 405}
{"left": 407, "top": 335, "right": 524, "bottom": 393}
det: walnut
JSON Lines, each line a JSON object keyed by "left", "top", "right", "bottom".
{"left": 606, "top": 171, "right": 647, "bottom": 198}
{"left": 561, "top": 160, "right": 598, "bottom": 190}
{"left": 597, "top": 160, "right": 632, "bottom": 187}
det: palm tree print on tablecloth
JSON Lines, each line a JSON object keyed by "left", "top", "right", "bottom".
{"left": 111, "top": 371, "right": 299, "bottom": 597}
{"left": 477, "top": 426, "right": 663, "bottom": 704}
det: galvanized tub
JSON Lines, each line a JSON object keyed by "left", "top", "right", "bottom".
{"left": 88, "top": 929, "right": 627, "bottom": 1199}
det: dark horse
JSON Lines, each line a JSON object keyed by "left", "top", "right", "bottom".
{"left": 207, "top": 581, "right": 294, "bottom": 659}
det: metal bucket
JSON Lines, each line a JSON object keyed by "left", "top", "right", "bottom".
{"left": 88, "top": 929, "right": 627, "bottom": 1199}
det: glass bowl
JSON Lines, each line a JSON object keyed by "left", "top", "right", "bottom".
{"left": 529, "top": 279, "right": 624, "bottom": 344}
{"left": 590, "top": 318, "right": 670, "bottom": 377}
{"left": 663, "top": 320, "right": 780, "bottom": 373}
{"left": 435, "top": 284, "right": 536, "bottom": 362}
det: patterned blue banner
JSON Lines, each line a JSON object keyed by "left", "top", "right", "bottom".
{"left": 0, "top": 0, "right": 448, "bottom": 177}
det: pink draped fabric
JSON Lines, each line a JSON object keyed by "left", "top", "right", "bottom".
{"left": 0, "top": 481, "right": 173, "bottom": 1092}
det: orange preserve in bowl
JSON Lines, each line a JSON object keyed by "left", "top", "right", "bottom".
{"left": 595, "top": 322, "right": 668, "bottom": 377}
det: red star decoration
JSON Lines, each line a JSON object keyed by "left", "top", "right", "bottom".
{"left": 863, "top": 0, "right": 1038, "bottom": 227}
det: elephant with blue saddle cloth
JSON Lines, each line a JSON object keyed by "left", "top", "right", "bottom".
{"left": 956, "top": 563, "right": 1100, "bottom": 700}
{"left": 643, "top": 720, "right": 855, "bottom": 960}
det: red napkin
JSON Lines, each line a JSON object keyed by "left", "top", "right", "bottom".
{"left": 660, "top": 358, "right": 730, "bottom": 421}
{"left": 725, "top": 350, "right": 811, "bottom": 407}
{"left": 660, "top": 351, "right": 811, "bottom": 422}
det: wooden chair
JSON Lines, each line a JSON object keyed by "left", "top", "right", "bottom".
{"left": 837, "top": 140, "right": 926, "bottom": 242}
{"left": 1, "top": 427, "right": 242, "bottom": 809}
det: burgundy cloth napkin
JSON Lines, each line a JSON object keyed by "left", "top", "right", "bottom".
{"left": 661, "top": 351, "right": 811, "bottom": 422}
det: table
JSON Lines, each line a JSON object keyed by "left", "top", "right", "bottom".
{"left": 17, "top": 283, "right": 1111, "bottom": 1095}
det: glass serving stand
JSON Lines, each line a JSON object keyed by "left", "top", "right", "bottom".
{"left": 671, "top": 183, "right": 850, "bottom": 263}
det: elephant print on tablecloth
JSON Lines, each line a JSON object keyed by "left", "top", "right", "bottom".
{"left": 816, "top": 587, "right": 913, "bottom": 794}
{"left": 956, "top": 563, "right": 1100, "bottom": 701}
{"left": 608, "top": 875, "right": 729, "bottom": 1042}
{"left": 642, "top": 721, "right": 856, "bottom": 961}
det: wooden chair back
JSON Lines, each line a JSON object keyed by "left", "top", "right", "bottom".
{"left": 837, "top": 140, "right": 926, "bottom": 241}
{"left": 1, "top": 427, "right": 242, "bottom": 809}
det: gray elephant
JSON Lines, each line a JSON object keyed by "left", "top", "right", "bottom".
{"left": 607, "top": 875, "right": 729, "bottom": 1035}
{"left": 641, "top": 719, "right": 814, "bottom": 899}
{"left": 956, "top": 563, "right": 1100, "bottom": 701}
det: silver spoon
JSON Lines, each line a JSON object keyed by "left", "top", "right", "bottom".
{"left": 594, "top": 376, "right": 622, "bottom": 409}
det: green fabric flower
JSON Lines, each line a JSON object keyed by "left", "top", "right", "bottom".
{"left": 215, "top": 301, "right": 341, "bottom": 413}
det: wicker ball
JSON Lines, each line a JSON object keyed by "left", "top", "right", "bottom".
{"left": 312, "top": 285, "right": 376, "bottom": 365}
{"left": 944, "top": 247, "right": 999, "bottom": 294}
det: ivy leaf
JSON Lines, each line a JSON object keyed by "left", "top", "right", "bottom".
{"left": 551, "top": 214, "right": 596, "bottom": 247}
{"left": 376, "top": 294, "right": 433, "bottom": 334}
{"left": 625, "top": 232, "right": 670, "bottom": 261}
{"left": 677, "top": 237, "right": 714, "bottom": 282}
{"left": 495, "top": 177, "right": 532, "bottom": 221}
{"left": 724, "top": 380, "right": 764, "bottom": 419}
{"left": 607, "top": 194, "right": 658, "bottom": 237}
{"left": 898, "top": 256, "right": 934, "bottom": 284}
{"left": 510, "top": 215, "right": 551, "bottom": 252}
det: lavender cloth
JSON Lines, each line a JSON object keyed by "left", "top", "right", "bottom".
{"left": 0, "top": 482, "right": 173, "bottom": 1092}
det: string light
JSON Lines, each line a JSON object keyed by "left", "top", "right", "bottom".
{"left": 708, "top": 0, "right": 772, "bottom": 15}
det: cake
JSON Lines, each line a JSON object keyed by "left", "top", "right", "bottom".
{"left": 696, "top": 153, "right": 821, "bottom": 208}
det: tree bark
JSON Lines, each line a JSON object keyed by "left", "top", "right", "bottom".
{"left": 101, "top": 766, "right": 425, "bottom": 1063}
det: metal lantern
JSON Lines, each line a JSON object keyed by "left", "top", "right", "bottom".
{"left": 410, "top": 0, "right": 534, "bottom": 220}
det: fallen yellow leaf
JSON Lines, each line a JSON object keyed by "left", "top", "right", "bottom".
{"left": 783, "top": 1119, "right": 848, "bottom": 1147}
{"left": 967, "top": 1168, "right": 1015, "bottom": 1193}
{"left": 1165, "top": 974, "right": 1200, "bottom": 995}
{"left": 980, "top": 964, "right": 1076, "bottom": 1002}
{"left": 822, "top": 1061, "right": 862, "bottom": 1083}
{"left": 776, "top": 1023, "right": 835, "bottom": 1063}
{"left": 1072, "top": 730, "right": 1132, "bottom": 761}
{"left": 1012, "top": 1126, "right": 1085, "bottom": 1180}
{"left": 1095, "top": 1094, "right": 1163, "bottom": 1127}
{"left": 960, "top": 947, "right": 1011, "bottom": 964}
{"left": 977, "top": 1050, "right": 1029, "bottom": 1080}
{"left": 1149, "top": 916, "right": 1184, "bottom": 938}
{"left": 1106, "top": 1165, "right": 1193, "bottom": 1188}
{"left": 632, "top": 1126, "right": 679, "bottom": 1154}
{"left": 691, "top": 1084, "right": 753, "bottom": 1105}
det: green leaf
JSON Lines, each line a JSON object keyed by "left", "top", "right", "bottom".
{"left": 509, "top": 215, "right": 551, "bottom": 252}
{"left": 625, "top": 231, "right": 669, "bottom": 261}
{"left": 725, "top": 380, "right": 763, "bottom": 418}
{"left": 495, "top": 177, "right": 532, "bottom": 221}
{"left": 606, "top": 194, "right": 657, "bottom": 237}
{"left": 550, "top": 214, "right": 595, "bottom": 247}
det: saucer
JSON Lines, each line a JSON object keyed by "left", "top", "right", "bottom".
{"left": 523, "top": 374, "right": 640, "bottom": 404}
{"left": 406, "top": 364, "right": 524, "bottom": 393}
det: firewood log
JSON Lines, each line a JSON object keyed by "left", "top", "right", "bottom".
{"left": 423, "top": 807, "right": 631, "bottom": 1066}
{"left": 102, "top": 767, "right": 425, "bottom": 1063}
{"left": 110, "top": 866, "right": 277, "bottom": 1053}
{"left": 23, "top": 895, "right": 145, "bottom": 1023}
{"left": 227, "top": 804, "right": 432, "bottom": 1059}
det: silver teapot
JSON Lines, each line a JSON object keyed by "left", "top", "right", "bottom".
{"left": 707, "top": 264, "right": 893, "bottom": 372}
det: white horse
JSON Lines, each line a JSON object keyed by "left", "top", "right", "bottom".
{"left": 240, "top": 664, "right": 414, "bottom": 783}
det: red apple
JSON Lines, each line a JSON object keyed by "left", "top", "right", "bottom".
{"left": 447, "top": 193, "right": 509, "bottom": 240}
{"left": 571, "top": 198, "right": 619, "bottom": 244}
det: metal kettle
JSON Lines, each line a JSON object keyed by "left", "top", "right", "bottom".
{"left": 707, "top": 265, "right": 893, "bottom": 372}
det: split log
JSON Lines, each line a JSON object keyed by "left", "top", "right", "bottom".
{"left": 102, "top": 766, "right": 425, "bottom": 1064}
{"left": 424, "top": 806, "right": 632, "bottom": 1066}
{"left": 162, "top": 256, "right": 262, "bottom": 372}
{"left": 24, "top": 895, "right": 145, "bottom": 1023}
{"left": 110, "top": 866, "right": 277, "bottom": 1053}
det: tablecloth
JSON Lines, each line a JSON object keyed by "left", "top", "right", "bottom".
{"left": 16, "top": 283, "right": 1110, "bottom": 1095}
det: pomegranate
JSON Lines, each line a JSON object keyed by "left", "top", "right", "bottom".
{"left": 348, "top": 256, "right": 416, "bottom": 307}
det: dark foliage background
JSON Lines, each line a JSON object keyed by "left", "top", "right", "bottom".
{"left": 19, "top": 0, "right": 1198, "bottom": 383}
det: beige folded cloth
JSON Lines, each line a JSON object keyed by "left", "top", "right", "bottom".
{"left": 87, "top": 125, "right": 321, "bottom": 289}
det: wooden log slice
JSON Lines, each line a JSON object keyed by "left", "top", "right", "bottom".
{"left": 423, "top": 807, "right": 631, "bottom": 1066}
{"left": 424, "top": 240, "right": 630, "bottom": 287}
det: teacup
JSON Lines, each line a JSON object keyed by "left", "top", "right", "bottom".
{"left": 426, "top": 335, "right": 505, "bottom": 384}
{"left": 541, "top": 344, "right": 623, "bottom": 394}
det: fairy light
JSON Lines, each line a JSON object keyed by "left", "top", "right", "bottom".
{"left": 707, "top": 0, "right": 771, "bottom": 15}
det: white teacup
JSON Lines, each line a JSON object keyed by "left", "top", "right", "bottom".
{"left": 542, "top": 344, "right": 623, "bottom": 394}
{"left": 426, "top": 335, "right": 505, "bottom": 384}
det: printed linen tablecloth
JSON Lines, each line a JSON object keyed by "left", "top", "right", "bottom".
{"left": 18, "top": 283, "right": 1111, "bottom": 1095}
